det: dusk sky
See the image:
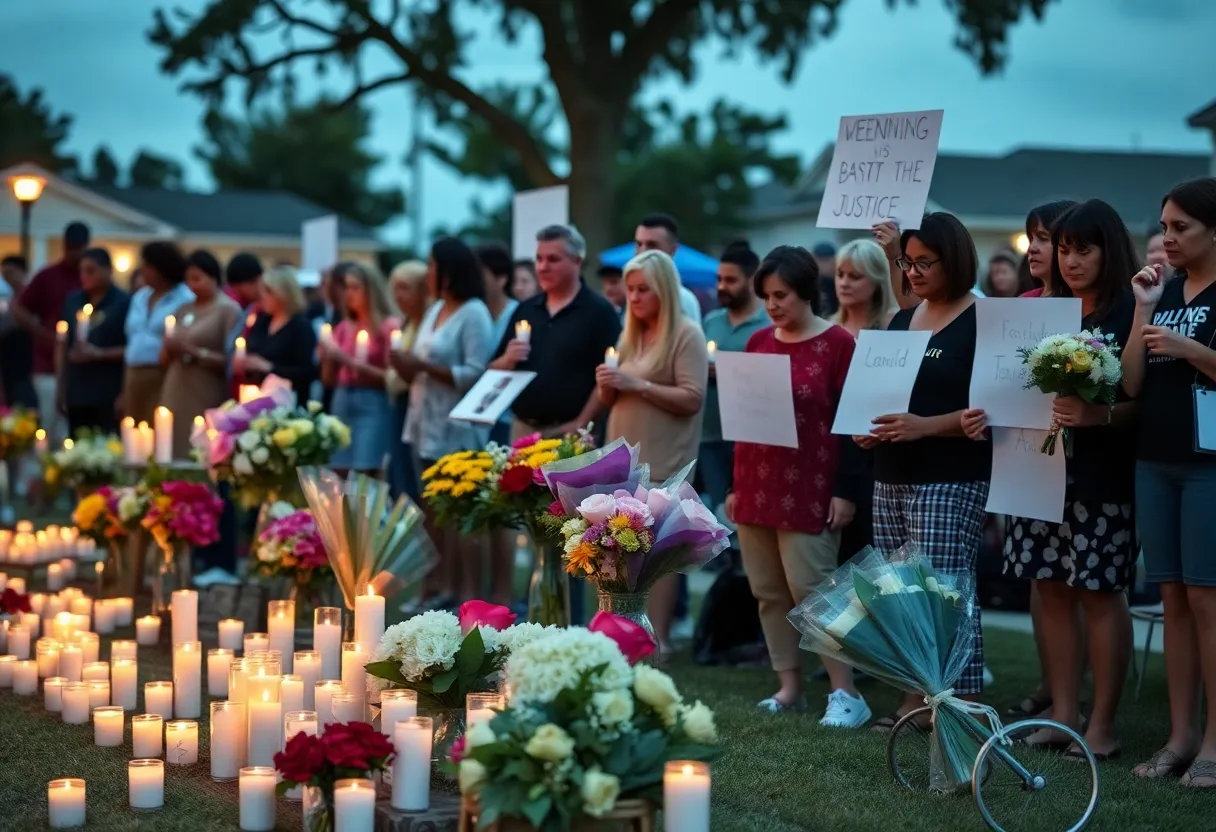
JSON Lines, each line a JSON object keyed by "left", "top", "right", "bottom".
{"left": 3, "top": 0, "right": 1215, "bottom": 246}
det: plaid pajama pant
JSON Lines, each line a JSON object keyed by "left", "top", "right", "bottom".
{"left": 872, "top": 480, "right": 990, "bottom": 696}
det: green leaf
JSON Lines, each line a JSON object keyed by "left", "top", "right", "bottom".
{"left": 522, "top": 795, "right": 553, "bottom": 827}
{"left": 363, "top": 660, "right": 408, "bottom": 685}
{"left": 431, "top": 667, "right": 460, "bottom": 694}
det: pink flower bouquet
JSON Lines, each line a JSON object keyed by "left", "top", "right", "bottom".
{"left": 255, "top": 509, "right": 333, "bottom": 593}
{"left": 142, "top": 480, "right": 224, "bottom": 550}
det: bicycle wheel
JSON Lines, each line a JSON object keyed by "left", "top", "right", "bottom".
{"left": 886, "top": 706, "right": 935, "bottom": 792}
{"left": 972, "top": 718, "right": 1099, "bottom": 832}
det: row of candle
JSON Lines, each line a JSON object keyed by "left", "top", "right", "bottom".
{"left": 0, "top": 527, "right": 94, "bottom": 566}
{"left": 119, "top": 408, "right": 174, "bottom": 464}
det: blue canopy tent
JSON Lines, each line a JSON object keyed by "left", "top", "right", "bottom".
{"left": 598, "top": 243, "right": 720, "bottom": 289}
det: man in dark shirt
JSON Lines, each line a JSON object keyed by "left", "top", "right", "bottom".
{"left": 490, "top": 224, "right": 621, "bottom": 440}
{"left": 0, "top": 255, "right": 35, "bottom": 409}
{"left": 58, "top": 248, "right": 130, "bottom": 435}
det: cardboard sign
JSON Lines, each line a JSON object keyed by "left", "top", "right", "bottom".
{"left": 715, "top": 351, "right": 799, "bottom": 448}
{"left": 986, "top": 427, "right": 1066, "bottom": 523}
{"left": 512, "top": 186, "right": 569, "bottom": 259}
{"left": 831, "top": 329, "right": 933, "bottom": 436}
{"left": 301, "top": 215, "right": 339, "bottom": 272}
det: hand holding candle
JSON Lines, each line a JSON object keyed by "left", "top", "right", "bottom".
{"left": 164, "top": 314, "right": 176, "bottom": 336}
{"left": 706, "top": 339, "right": 717, "bottom": 365}
{"left": 354, "top": 329, "right": 369, "bottom": 362}
{"left": 389, "top": 328, "right": 402, "bottom": 351}
{"left": 56, "top": 320, "right": 68, "bottom": 343}
{"left": 514, "top": 319, "right": 531, "bottom": 343}
{"left": 234, "top": 336, "right": 247, "bottom": 361}
{"left": 604, "top": 346, "right": 619, "bottom": 368}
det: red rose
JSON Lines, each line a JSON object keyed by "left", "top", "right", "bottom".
{"left": 1, "top": 588, "right": 31, "bottom": 616}
{"left": 498, "top": 465, "right": 535, "bottom": 494}
{"left": 321, "top": 722, "right": 394, "bottom": 771}
{"left": 275, "top": 732, "right": 325, "bottom": 783}
{"left": 450, "top": 733, "right": 467, "bottom": 765}
{"left": 589, "top": 612, "right": 655, "bottom": 664}
{"left": 547, "top": 500, "right": 564, "bottom": 516}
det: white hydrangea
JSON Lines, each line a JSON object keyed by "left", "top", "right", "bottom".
{"left": 505, "top": 629, "right": 633, "bottom": 706}
{"left": 495, "top": 622, "right": 559, "bottom": 656}
{"left": 374, "top": 610, "right": 464, "bottom": 681}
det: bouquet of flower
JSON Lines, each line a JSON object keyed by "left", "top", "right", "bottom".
{"left": 0, "top": 406, "right": 38, "bottom": 462}
{"left": 456, "top": 621, "right": 717, "bottom": 830}
{"left": 106, "top": 485, "right": 149, "bottom": 536}
{"left": 73, "top": 486, "right": 130, "bottom": 546}
{"left": 255, "top": 508, "right": 333, "bottom": 594}
{"left": 1018, "top": 328, "right": 1123, "bottom": 454}
{"left": 1, "top": 587, "right": 31, "bottom": 617}
{"left": 193, "top": 376, "right": 351, "bottom": 508}
{"left": 274, "top": 721, "right": 394, "bottom": 820}
{"left": 142, "top": 480, "right": 224, "bottom": 551}
{"left": 419, "top": 449, "right": 499, "bottom": 530}
{"left": 787, "top": 545, "right": 996, "bottom": 792}
{"left": 46, "top": 431, "right": 123, "bottom": 492}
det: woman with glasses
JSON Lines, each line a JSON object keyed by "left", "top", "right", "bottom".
{"left": 860, "top": 213, "right": 992, "bottom": 731}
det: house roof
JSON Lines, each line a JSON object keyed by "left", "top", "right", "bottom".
{"left": 1187, "top": 98, "right": 1216, "bottom": 129}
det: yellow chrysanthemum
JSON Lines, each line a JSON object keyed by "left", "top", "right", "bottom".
{"left": 565, "top": 542, "right": 598, "bottom": 575}
{"left": 428, "top": 478, "right": 455, "bottom": 494}
{"left": 450, "top": 481, "right": 477, "bottom": 497}
{"left": 516, "top": 438, "right": 562, "bottom": 457}
{"left": 462, "top": 468, "right": 487, "bottom": 484}
{"left": 523, "top": 450, "right": 559, "bottom": 469}
{"left": 73, "top": 494, "right": 107, "bottom": 529}
{"left": 452, "top": 451, "right": 475, "bottom": 461}
{"left": 421, "top": 462, "right": 442, "bottom": 480}
{"left": 469, "top": 457, "right": 494, "bottom": 469}
{"left": 442, "top": 460, "right": 470, "bottom": 477}
{"left": 608, "top": 515, "right": 632, "bottom": 532}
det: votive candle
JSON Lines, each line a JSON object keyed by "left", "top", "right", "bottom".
{"left": 0, "top": 654, "right": 14, "bottom": 687}
{"left": 36, "top": 637, "right": 60, "bottom": 677}
{"left": 153, "top": 407, "right": 174, "bottom": 464}
{"left": 380, "top": 689, "right": 418, "bottom": 737}
{"left": 44, "top": 676, "right": 66, "bottom": 711}
{"left": 128, "top": 759, "right": 164, "bottom": 811}
{"left": 82, "top": 661, "right": 109, "bottom": 682}
{"left": 391, "top": 717, "right": 433, "bottom": 811}
{"left": 210, "top": 700, "right": 246, "bottom": 781}
{"left": 247, "top": 689, "right": 282, "bottom": 767}
{"left": 514, "top": 319, "right": 531, "bottom": 343}
{"left": 604, "top": 346, "right": 619, "bottom": 368}
{"left": 165, "top": 719, "right": 199, "bottom": 765}
{"left": 13, "top": 658, "right": 38, "bottom": 695}
{"left": 170, "top": 590, "right": 197, "bottom": 645}
{"left": 267, "top": 600, "right": 295, "bottom": 673}
{"left": 281, "top": 674, "right": 304, "bottom": 713}
{"left": 94, "top": 705, "right": 124, "bottom": 747}
{"left": 136, "top": 615, "right": 161, "bottom": 646}
{"left": 61, "top": 681, "right": 89, "bottom": 722}
{"left": 229, "top": 658, "right": 249, "bottom": 706}
{"left": 145, "top": 681, "right": 173, "bottom": 719}
{"left": 314, "top": 608, "right": 342, "bottom": 681}
{"left": 333, "top": 778, "right": 375, "bottom": 832}
{"left": 111, "top": 639, "right": 137, "bottom": 661}
{"left": 663, "top": 761, "right": 711, "bottom": 832}
{"left": 340, "top": 641, "right": 367, "bottom": 706}
{"left": 87, "top": 680, "right": 110, "bottom": 709}
{"left": 218, "top": 618, "right": 244, "bottom": 651}
{"left": 173, "top": 641, "right": 202, "bottom": 718}
{"left": 315, "top": 680, "right": 345, "bottom": 730}
{"left": 467, "top": 692, "right": 504, "bottom": 728}
{"left": 112, "top": 658, "right": 138, "bottom": 710}
{"left": 132, "top": 714, "right": 163, "bottom": 758}
{"left": 113, "top": 597, "right": 134, "bottom": 626}
{"left": 243, "top": 632, "right": 269, "bottom": 655}
{"left": 208, "top": 648, "right": 234, "bottom": 697}
{"left": 93, "top": 599, "right": 115, "bottom": 634}
{"left": 294, "top": 651, "right": 321, "bottom": 710}
{"left": 353, "top": 588, "right": 384, "bottom": 654}
{"left": 239, "top": 766, "right": 277, "bottom": 831}
{"left": 47, "top": 778, "right": 86, "bottom": 829}
{"left": 8, "top": 625, "right": 29, "bottom": 659}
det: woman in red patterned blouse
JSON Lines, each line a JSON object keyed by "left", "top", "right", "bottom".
{"left": 726, "top": 245, "right": 871, "bottom": 728}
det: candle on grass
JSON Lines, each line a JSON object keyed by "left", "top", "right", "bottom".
{"left": 8, "top": 625, "right": 29, "bottom": 660}
{"left": 61, "top": 682, "right": 89, "bottom": 722}
{"left": 239, "top": 767, "right": 277, "bottom": 831}
{"left": 82, "top": 661, "right": 109, "bottom": 682}
{"left": 663, "top": 761, "right": 711, "bottom": 832}
{"left": 267, "top": 600, "right": 295, "bottom": 673}
{"left": 333, "top": 778, "right": 375, "bottom": 832}
{"left": 228, "top": 658, "right": 249, "bottom": 706}
{"left": 165, "top": 720, "right": 199, "bottom": 765}
{"left": 0, "top": 655, "right": 14, "bottom": 687}
{"left": 36, "top": 638, "right": 60, "bottom": 677}
{"left": 283, "top": 710, "right": 319, "bottom": 801}
{"left": 330, "top": 693, "right": 363, "bottom": 724}
{"left": 380, "top": 689, "right": 418, "bottom": 737}
{"left": 112, "top": 658, "right": 138, "bottom": 710}
{"left": 153, "top": 407, "right": 174, "bottom": 464}
{"left": 218, "top": 618, "right": 244, "bottom": 651}
{"left": 247, "top": 688, "right": 282, "bottom": 768}
{"left": 76, "top": 633, "right": 99, "bottom": 664}
{"left": 243, "top": 632, "right": 269, "bottom": 655}
{"left": 208, "top": 648, "right": 234, "bottom": 697}
{"left": 87, "top": 680, "right": 110, "bottom": 709}
{"left": 93, "top": 599, "right": 115, "bottom": 634}
{"left": 315, "top": 680, "right": 345, "bottom": 731}
{"left": 47, "top": 778, "right": 86, "bottom": 829}
{"left": 94, "top": 705, "right": 124, "bottom": 747}
{"left": 45, "top": 676, "right": 66, "bottom": 711}
{"left": 467, "top": 692, "right": 504, "bottom": 728}
{"left": 210, "top": 700, "right": 246, "bottom": 782}
{"left": 112, "top": 598, "right": 134, "bottom": 626}
{"left": 145, "top": 681, "right": 173, "bottom": 719}
{"left": 111, "top": 639, "right": 137, "bottom": 661}
{"left": 173, "top": 641, "right": 202, "bottom": 718}
{"left": 132, "top": 714, "right": 163, "bottom": 758}
{"left": 354, "top": 587, "right": 384, "bottom": 655}
{"left": 294, "top": 651, "right": 321, "bottom": 710}
{"left": 280, "top": 674, "right": 304, "bottom": 713}
{"left": 13, "top": 659, "right": 38, "bottom": 695}
{"left": 59, "top": 644, "right": 82, "bottom": 682}
{"left": 128, "top": 759, "right": 164, "bottom": 811}
{"left": 135, "top": 615, "right": 161, "bottom": 646}
{"left": 170, "top": 590, "right": 197, "bottom": 645}
{"left": 391, "top": 717, "right": 433, "bottom": 811}
{"left": 314, "top": 608, "right": 342, "bottom": 681}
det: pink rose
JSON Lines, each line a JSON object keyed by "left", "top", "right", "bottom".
{"left": 449, "top": 733, "right": 467, "bottom": 765}
{"left": 613, "top": 495, "right": 653, "bottom": 527}
{"left": 679, "top": 497, "right": 722, "bottom": 533}
{"left": 511, "top": 432, "right": 542, "bottom": 450}
{"left": 577, "top": 494, "right": 618, "bottom": 525}
{"left": 208, "top": 432, "right": 235, "bottom": 466}
{"left": 458, "top": 600, "right": 517, "bottom": 634}
{"left": 589, "top": 612, "right": 655, "bottom": 664}
{"left": 642, "top": 487, "right": 671, "bottom": 519}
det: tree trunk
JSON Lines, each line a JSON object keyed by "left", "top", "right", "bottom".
{"left": 565, "top": 103, "right": 622, "bottom": 287}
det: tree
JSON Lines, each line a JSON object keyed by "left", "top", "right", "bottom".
{"left": 195, "top": 98, "right": 404, "bottom": 228}
{"left": 130, "top": 149, "right": 186, "bottom": 189}
{"left": 0, "top": 74, "right": 76, "bottom": 173}
{"left": 90, "top": 146, "right": 121, "bottom": 186}
{"left": 149, "top": 0, "right": 1057, "bottom": 258}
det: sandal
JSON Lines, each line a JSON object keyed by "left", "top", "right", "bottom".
{"left": 1005, "top": 693, "right": 1052, "bottom": 719}
{"left": 870, "top": 711, "right": 930, "bottom": 734}
{"left": 1064, "top": 743, "right": 1121, "bottom": 762}
{"left": 1181, "top": 760, "right": 1216, "bottom": 788}
{"left": 1133, "top": 747, "right": 1194, "bottom": 779}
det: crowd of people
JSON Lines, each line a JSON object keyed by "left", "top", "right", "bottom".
{"left": 2, "top": 177, "right": 1216, "bottom": 787}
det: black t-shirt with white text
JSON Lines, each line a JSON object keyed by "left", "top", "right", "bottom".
{"left": 1138, "top": 276, "right": 1216, "bottom": 463}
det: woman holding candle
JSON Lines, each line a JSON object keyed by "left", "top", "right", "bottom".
{"left": 237, "top": 266, "right": 318, "bottom": 402}
{"left": 321, "top": 262, "right": 400, "bottom": 475}
{"left": 597, "top": 250, "right": 709, "bottom": 661}
{"left": 122, "top": 242, "right": 194, "bottom": 424}
{"left": 386, "top": 260, "right": 429, "bottom": 503}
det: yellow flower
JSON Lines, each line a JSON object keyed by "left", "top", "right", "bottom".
{"left": 330, "top": 421, "right": 351, "bottom": 446}
{"left": 106, "top": 439, "right": 123, "bottom": 456}
{"left": 450, "top": 481, "right": 477, "bottom": 498}
{"left": 608, "top": 515, "right": 632, "bottom": 532}
{"left": 272, "top": 428, "right": 298, "bottom": 448}
{"left": 469, "top": 457, "right": 494, "bottom": 469}
{"left": 462, "top": 468, "right": 487, "bottom": 484}
{"left": 428, "top": 479, "right": 455, "bottom": 494}
{"left": 523, "top": 450, "right": 559, "bottom": 469}
{"left": 516, "top": 438, "right": 562, "bottom": 457}
{"left": 289, "top": 419, "right": 314, "bottom": 436}
{"left": 421, "top": 461, "right": 442, "bottom": 480}
{"left": 251, "top": 417, "right": 271, "bottom": 431}
{"left": 73, "top": 494, "right": 107, "bottom": 529}
{"left": 452, "top": 451, "right": 475, "bottom": 460}
{"left": 441, "top": 460, "right": 469, "bottom": 477}
{"left": 1071, "top": 350, "right": 1092, "bottom": 371}
{"left": 565, "top": 542, "right": 597, "bottom": 575}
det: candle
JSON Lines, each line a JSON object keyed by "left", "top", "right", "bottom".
{"left": 315, "top": 680, "right": 345, "bottom": 730}
{"left": 389, "top": 328, "right": 402, "bottom": 351}
{"left": 112, "top": 658, "right": 138, "bottom": 710}
{"left": 12, "top": 659, "right": 36, "bottom": 695}
{"left": 93, "top": 599, "right": 115, "bottom": 634}
{"left": 319, "top": 323, "right": 333, "bottom": 345}
{"left": 234, "top": 336, "right": 247, "bottom": 361}
{"left": 391, "top": 717, "right": 433, "bottom": 811}
{"left": 59, "top": 644, "right": 82, "bottom": 682}
{"left": 514, "top": 319, "right": 531, "bottom": 343}
{"left": 23, "top": 610, "right": 41, "bottom": 638}
{"left": 208, "top": 648, "right": 234, "bottom": 697}
{"left": 171, "top": 590, "right": 197, "bottom": 645}
{"left": 111, "top": 639, "right": 137, "bottom": 661}
{"left": 330, "top": 693, "right": 363, "bottom": 724}
{"left": 136, "top": 421, "right": 154, "bottom": 462}
{"left": 314, "top": 608, "right": 342, "bottom": 681}
{"left": 0, "top": 654, "right": 14, "bottom": 687}
{"left": 267, "top": 600, "right": 295, "bottom": 673}
{"left": 281, "top": 675, "right": 304, "bottom": 713}
{"left": 706, "top": 339, "right": 717, "bottom": 364}
{"left": 121, "top": 417, "right": 137, "bottom": 463}
{"left": 76, "top": 303, "right": 94, "bottom": 342}
{"left": 283, "top": 710, "right": 319, "bottom": 801}
{"left": 334, "top": 778, "right": 376, "bottom": 832}
{"left": 380, "top": 689, "right": 419, "bottom": 737}
{"left": 664, "top": 761, "right": 711, "bottom": 831}
{"left": 56, "top": 320, "right": 68, "bottom": 342}
{"left": 77, "top": 633, "right": 99, "bottom": 664}
{"left": 354, "top": 329, "right": 369, "bottom": 362}
{"left": 354, "top": 588, "right": 384, "bottom": 656}
{"left": 145, "top": 681, "right": 173, "bottom": 719}
{"left": 210, "top": 700, "right": 246, "bottom": 781}
{"left": 218, "top": 618, "right": 244, "bottom": 651}
{"left": 248, "top": 689, "right": 282, "bottom": 767}
{"left": 128, "top": 759, "right": 164, "bottom": 811}
{"left": 94, "top": 705, "right": 124, "bottom": 747}
{"left": 164, "top": 314, "right": 176, "bottom": 336}
{"left": 8, "top": 576, "right": 24, "bottom": 594}
{"left": 173, "top": 641, "right": 202, "bottom": 718}
{"left": 136, "top": 616, "right": 161, "bottom": 646}
{"left": 243, "top": 632, "right": 269, "bottom": 655}
{"left": 47, "top": 778, "right": 86, "bottom": 829}
{"left": 132, "top": 714, "right": 164, "bottom": 758}
{"left": 165, "top": 719, "right": 199, "bottom": 765}
{"left": 36, "top": 638, "right": 61, "bottom": 677}
{"left": 112, "top": 597, "right": 134, "bottom": 626}
{"left": 604, "top": 346, "right": 619, "bottom": 368}
{"left": 88, "top": 680, "right": 111, "bottom": 709}
{"left": 61, "top": 681, "right": 89, "bottom": 722}
{"left": 467, "top": 692, "right": 505, "bottom": 728}
{"left": 153, "top": 407, "right": 174, "bottom": 463}
{"left": 239, "top": 766, "right": 277, "bottom": 831}
{"left": 341, "top": 642, "right": 367, "bottom": 710}
{"left": 82, "top": 661, "right": 109, "bottom": 682}
{"left": 45, "top": 676, "right": 66, "bottom": 711}
{"left": 294, "top": 651, "right": 321, "bottom": 710}
{"left": 9, "top": 625, "right": 29, "bottom": 660}
{"left": 46, "top": 562, "right": 62, "bottom": 590}
{"left": 229, "top": 658, "right": 249, "bottom": 706}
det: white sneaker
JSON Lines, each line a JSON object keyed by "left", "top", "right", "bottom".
{"left": 819, "top": 689, "right": 872, "bottom": 728}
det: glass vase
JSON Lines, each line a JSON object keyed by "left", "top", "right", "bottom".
{"left": 151, "top": 540, "right": 191, "bottom": 614}
{"left": 596, "top": 590, "right": 655, "bottom": 643}
{"left": 526, "top": 535, "right": 571, "bottom": 627}
{"left": 303, "top": 785, "right": 334, "bottom": 832}
{"left": 427, "top": 707, "right": 465, "bottom": 793}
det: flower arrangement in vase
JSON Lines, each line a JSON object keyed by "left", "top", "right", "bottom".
{"left": 274, "top": 721, "right": 394, "bottom": 831}
{"left": 0, "top": 406, "right": 38, "bottom": 462}
{"left": 255, "top": 509, "right": 335, "bottom": 608}
{"left": 45, "top": 430, "right": 123, "bottom": 494}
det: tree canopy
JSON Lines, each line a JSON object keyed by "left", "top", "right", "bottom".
{"left": 0, "top": 74, "right": 77, "bottom": 173}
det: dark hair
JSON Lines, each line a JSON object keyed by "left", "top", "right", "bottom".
{"left": 638, "top": 213, "right": 679, "bottom": 242}
{"left": 140, "top": 241, "right": 187, "bottom": 286}
{"left": 1048, "top": 199, "right": 1137, "bottom": 322}
{"left": 1163, "top": 177, "right": 1216, "bottom": 228}
{"left": 1, "top": 255, "right": 28, "bottom": 271}
{"left": 474, "top": 242, "right": 513, "bottom": 285}
{"left": 226, "top": 252, "right": 263, "bottom": 285}
{"left": 597, "top": 264, "right": 624, "bottom": 281}
{"left": 720, "top": 239, "right": 760, "bottom": 277}
{"left": 1025, "top": 200, "right": 1078, "bottom": 237}
{"left": 81, "top": 247, "right": 112, "bottom": 271}
{"left": 63, "top": 222, "right": 90, "bottom": 249}
{"left": 187, "top": 249, "right": 223, "bottom": 283}
{"left": 511, "top": 259, "right": 536, "bottom": 295}
{"left": 899, "top": 212, "right": 978, "bottom": 300}
{"left": 753, "top": 245, "right": 821, "bottom": 314}
{"left": 430, "top": 237, "right": 486, "bottom": 302}
{"left": 982, "top": 248, "right": 1033, "bottom": 297}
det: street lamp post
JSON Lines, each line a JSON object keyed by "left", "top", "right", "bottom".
{"left": 9, "top": 175, "right": 46, "bottom": 264}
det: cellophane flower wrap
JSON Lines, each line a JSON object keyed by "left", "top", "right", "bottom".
{"left": 535, "top": 439, "right": 730, "bottom": 592}
{"left": 192, "top": 375, "right": 351, "bottom": 508}
{"left": 457, "top": 624, "right": 718, "bottom": 830}
{"left": 255, "top": 508, "right": 333, "bottom": 594}
{"left": 46, "top": 430, "right": 123, "bottom": 492}
{"left": 1017, "top": 328, "right": 1123, "bottom": 454}
{"left": 787, "top": 545, "right": 995, "bottom": 792}
{"left": 0, "top": 406, "right": 38, "bottom": 462}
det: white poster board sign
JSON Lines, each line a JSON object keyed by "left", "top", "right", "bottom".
{"left": 831, "top": 329, "right": 933, "bottom": 436}
{"left": 301, "top": 215, "right": 340, "bottom": 272}
{"left": 448, "top": 370, "right": 537, "bottom": 425}
{"left": 986, "top": 427, "right": 1066, "bottom": 523}
{"left": 512, "top": 186, "right": 569, "bottom": 259}
{"left": 970, "top": 298, "right": 1082, "bottom": 429}
{"left": 715, "top": 352, "right": 798, "bottom": 448}
{"left": 816, "top": 109, "right": 944, "bottom": 231}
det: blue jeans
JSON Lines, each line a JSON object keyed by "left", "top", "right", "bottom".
{"left": 389, "top": 396, "right": 421, "bottom": 503}
{"left": 1136, "top": 460, "right": 1216, "bottom": 586}
{"left": 698, "top": 440, "right": 734, "bottom": 511}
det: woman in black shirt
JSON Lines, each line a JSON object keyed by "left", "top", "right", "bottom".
{"left": 858, "top": 212, "right": 992, "bottom": 730}
{"left": 234, "top": 266, "right": 318, "bottom": 402}
{"left": 1122, "top": 178, "right": 1216, "bottom": 785}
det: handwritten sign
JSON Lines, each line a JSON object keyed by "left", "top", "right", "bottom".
{"left": 715, "top": 352, "right": 798, "bottom": 448}
{"left": 831, "top": 329, "right": 933, "bottom": 436}
{"left": 448, "top": 370, "right": 537, "bottom": 425}
{"left": 816, "top": 109, "right": 944, "bottom": 231}
{"left": 301, "top": 215, "right": 339, "bottom": 272}
{"left": 986, "top": 428, "right": 1066, "bottom": 523}
{"left": 512, "top": 186, "right": 569, "bottom": 259}
{"left": 971, "top": 298, "right": 1082, "bottom": 429}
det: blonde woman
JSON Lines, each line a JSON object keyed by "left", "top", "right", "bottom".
{"left": 597, "top": 249, "right": 709, "bottom": 660}
{"left": 832, "top": 238, "right": 898, "bottom": 336}
{"left": 236, "top": 266, "right": 318, "bottom": 402}
{"left": 387, "top": 260, "right": 429, "bottom": 502}
{"left": 321, "top": 262, "right": 401, "bottom": 475}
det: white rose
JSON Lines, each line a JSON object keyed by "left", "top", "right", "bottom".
{"left": 458, "top": 759, "right": 487, "bottom": 794}
{"left": 681, "top": 700, "right": 718, "bottom": 744}
{"left": 633, "top": 664, "right": 681, "bottom": 712}
{"left": 233, "top": 453, "right": 254, "bottom": 475}
{"left": 581, "top": 769, "right": 620, "bottom": 817}
{"left": 250, "top": 446, "right": 270, "bottom": 465}
{"left": 238, "top": 430, "right": 261, "bottom": 452}
{"left": 465, "top": 720, "right": 496, "bottom": 750}
{"left": 592, "top": 689, "right": 634, "bottom": 727}
{"left": 525, "top": 723, "right": 575, "bottom": 762}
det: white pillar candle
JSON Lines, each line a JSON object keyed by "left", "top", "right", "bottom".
{"left": 113, "top": 597, "right": 134, "bottom": 626}
{"left": 13, "top": 659, "right": 38, "bottom": 695}
{"left": 36, "top": 638, "right": 60, "bottom": 677}
{"left": 77, "top": 633, "right": 99, "bottom": 664}
{"left": 45, "top": 597, "right": 67, "bottom": 625}
{"left": 8, "top": 625, "right": 29, "bottom": 660}
{"left": 354, "top": 329, "right": 369, "bottom": 362}
{"left": 112, "top": 658, "right": 138, "bottom": 711}
{"left": 8, "top": 576, "right": 25, "bottom": 594}
{"left": 314, "top": 608, "right": 342, "bottom": 681}
{"left": 21, "top": 611, "right": 41, "bottom": 638}
{"left": 380, "top": 689, "right": 419, "bottom": 737}
{"left": 87, "top": 680, "right": 110, "bottom": 709}
{"left": 122, "top": 416, "right": 137, "bottom": 463}
{"left": 239, "top": 766, "right": 277, "bottom": 831}
{"left": 294, "top": 651, "right": 321, "bottom": 710}
{"left": 136, "top": 615, "right": 161, "bottom": 646}
{"left": 58, "top": 644, "right": 83, "bottom": 682}
{"left": 280, "top": 675, "right": 304, "bottom": 713}
{"left": 330, "top": 693, "right": 363, "bottom": 725}
{"left": 31, "top": 592, "right": 48, "bottom": 614}
{"left": 467, "top": 692, "right": 504, "bottom": 728}
{"left": 315, "top": 680, "right": 345, "bottom": 730}
{"left": 243, "top": 632, "right": 269, "bottom": 655}
{"left": 165, "top": 719, "right": 199, "bottom": 765}
{"left": 61, "top": 681, "right": 89, "bottom": 721}
{"left": 111, "top": 640, "right": 137, "bottom": 662}
{"left": 93, "top": 599, "right": 116, "bottom": 634}
{"left": 0, "top": 654, "right": 13, "bottom": 687}
{"left": 334, "top": 779, "right": 375, "bottom": 832}
{"left": 514, "top": 319, "right": 531, "bottom": 343}
{"left": 47, "top": 778, "right": 86, "bottom": 829}
{"left": 340, "top": 641, "right": 367, "bottom": 703}
{"left": 173, "top": 641, "right": 202, "bottom": 718}
{"left": 391, "top": 717, "right": 433, "bottom": 811}
{"left": 94, "top": 705, "right": 125, "bottom": 747}
{"left": 82, "top": 661, "right": 109, "bottom": 682}
{"left": 604, "top": 346, "right": 620, "bottom": 368}
{"left": 234, "top": 336, "right": 247, "bottom": 361}
{"left": 218, "top": 618, "right": 244, "bottom": 651}
{"left": 132, "top": 714, "right": 163, "bottom": 758}
{"left": 44, "top": 676, "right": 66, "bottom": 711}
{"left": 77, "top": 303, "right": 93, "bottom": 341}
{"left": 354, "top": 588, "right": 384, "bottom": 652}
{"left": 229, "top": 658, "right": 249, "bottom": 706}
{"left": 283, "top": 710, "right": 319, "bottom": 801}
{"left": 267, "top": 600, "right": 295, "bottom": 673}
{"left": 706, "top": 339, "right": 717, "bottom": 364}
{"left": 170, "top": 590, "right": 197, "bottom": 646}
{"left": 663, "top": 761, "right": 711, "bottom": 832}
{"left": 153, "top": 407, "right": 174, "bottom": 464}
{"left": 247, "top": 689, "right": 282, "bottom": 767}
{"left": 210, "top": 700, "right": 246, "bottom": 782}
{"left": 128, "top": 759, "right": 164, "bottom": 811}
{"left": 136, "top": 421, "right": 154, "bottom": 461}
{"left": 208, "top": 648, "right": 234, "bottom": 697}
{"left": 145, "top": 681, "right": 173, "bottom": 719}
{"left": 70, "top": 615, "right": 90, "bottom": 639}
